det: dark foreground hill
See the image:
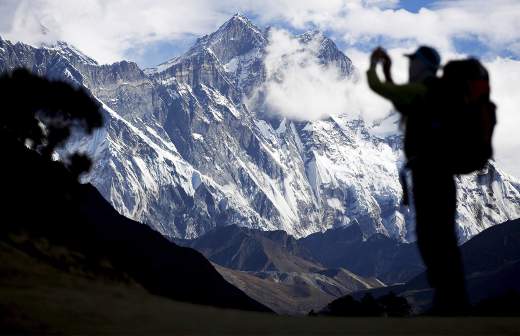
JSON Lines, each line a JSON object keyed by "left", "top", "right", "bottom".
{"left": 2, "top": 237, "right": 519, "bottom": 334}
{"left": 2, "top": 246, "right": 520, "bottom": 336}
{"left": 321, "top": 218, "right": 520, "bottom": 315}
{"left": 0, "top": 133, "right": 271, "bottom": 328}
{"left": 2, "top": 242, "right": 519, "bottom": 336}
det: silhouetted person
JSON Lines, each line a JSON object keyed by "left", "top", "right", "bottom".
{"left": 367, "top": 46, "right": 468, "bottom": 315}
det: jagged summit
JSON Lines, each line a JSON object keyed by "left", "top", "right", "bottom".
{"left": 149, "top": 14, "right": 266, "bottom": 75}
{"left": 42, "top": 40, "right": 98, "bottom": 66}
{"left": 147, "top": 14, "right": 353, "bottom": 94}
{"left": 190, "top": 13, "right": 266, "bottom": 64}
{"left": 228, "top": 12, "right": 258, "bottom": 27}
{"left": 296, "top": 30, "right": 354, "bottom": 77}
{"left": 299, "top": 30, "right": 323, "bottom": 43}
{"left": 217, "top": 13, "right": 264, "bottom": 38}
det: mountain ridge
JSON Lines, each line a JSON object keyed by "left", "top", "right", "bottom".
{"left": 0, "top": 14, "right": 519, "bottom": 242}
{"left": 177, "top": 223, "right": 424, "bottom": 285}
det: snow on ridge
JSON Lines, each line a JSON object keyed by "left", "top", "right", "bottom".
{"left": 192, "top": 133, "right": 204, "bottom": 141}
{"left": 42, "top": 41, "right": 98, "bottom": 66}
{"left": 5, "top": 14, "right": 517, "bottom": 242}
{"left": 199, "top": 83, "right": 241, "bottom": 118}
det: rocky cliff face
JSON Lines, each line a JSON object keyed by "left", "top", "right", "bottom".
{"left": 1, "top": 14, "right": 519, "bottom": 241}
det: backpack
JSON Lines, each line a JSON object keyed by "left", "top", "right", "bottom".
{"left": 437, "top": 58, "right": 496, "bottom": 174}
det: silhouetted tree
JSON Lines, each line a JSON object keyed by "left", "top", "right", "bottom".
{"left": 360, "top": 293, "right": 383, "bottom": 316}
{"left": 0, "top": 68, "right": 103, "bottom": 178}
{"left": 378, "top": 292, "right": 411, "bottom": 317}
{"left": 67, "top": 152, "right": 94, "bottom": 181}
{"left": 322, "top": 292, "right": 411, "bottom": 317}
{"left": 327, "top": 295, "right": 363, "bottom": 316}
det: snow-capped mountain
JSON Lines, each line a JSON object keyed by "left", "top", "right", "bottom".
{"left": 0, "top": 14, "right": 519, "bottom": 242}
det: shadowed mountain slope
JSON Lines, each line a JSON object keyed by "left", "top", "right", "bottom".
{"left": 175, "top": 224, "right": 321, "bottom": 273}
{"left": 180, "top": 223, "right": 425, "bottom": 285}
{"left": 299, "top": 224, "right": 424, "bottom": 284}
{"left": 1, "top": 133, "right": 271, "bottom": 313}
{"left": 177, "top": 224, "right": 421, "bottom": 314}
{"left": 321, "top": 218, "right": 520, "bottom": 315}
{"left": 215, "top": 264, "right": 382, "bottom": 315}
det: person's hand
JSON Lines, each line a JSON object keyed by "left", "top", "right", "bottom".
{"left": 370, "top": 47, "right": 389, "bottom": 67}
{"left": 369, "top": 47, "right": 394, "bottom": 83}
{"left": 380, "top": 50, "right": 394, "bottom": 83}
{"left": 370, "top": 47, "right": 384, "bottom": 68}
{"left": 381, "top": 51, "right": 391, "bottom": 73}
{"left": 381, "top": 50, "right": 392, "bottom": 82}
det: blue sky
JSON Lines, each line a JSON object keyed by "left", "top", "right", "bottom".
{"left": 119, "top": 0, "right": 517, "bottom": 68}
{"left": 399, "top": 0, "right": 435, "bottom": 13}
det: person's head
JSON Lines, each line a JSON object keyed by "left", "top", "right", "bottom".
{"left": 405, "top": 46, "right": 440, "bottom": 82}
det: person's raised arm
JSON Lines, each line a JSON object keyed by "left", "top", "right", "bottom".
{"left": 366, "top": 47, "right": 426, "bottom": 114}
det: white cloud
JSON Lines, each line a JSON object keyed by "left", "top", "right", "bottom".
{"left": 255, "top": 0, "right": 520, "bottom": 58}
{"left": 3, "top": 1, "right": 520, "bottom": 63}
{"left": 2, "top": 0, "right": 238, "bottom": 63}
{"left": 485, "top": 57, "right": 520, "bottom": 178}
{"left": 257, "top": 30, "right": 427, "bottom": 123}
{"left": 256, "top": 29, "right": 354, "bottom": 121}
{"left": 0, "top": 0, "right": 409, "bottom": 64}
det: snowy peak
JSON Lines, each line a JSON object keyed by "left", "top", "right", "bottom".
{"left": 213, "top": 13, "right": 265, "bottom": 43}
{"left": 146, "top": 13, "right": 264, "bottom": 75}
{"left": 223, "top": 13, "right": 261, "bottom": 33}
{"left": 43, "top": 41, "right": 98, "bottom": 66}
{"left": 298, "top": 30, "right": 323, "bottom": 43}
{"left": 192, "top": 13, "right": 266, "bottom": 64}
{"left": 298, "top": 30, "right": 354, "bottom": 77}
{"left": 147, "top": 15, "right": 268, "bottom": 101}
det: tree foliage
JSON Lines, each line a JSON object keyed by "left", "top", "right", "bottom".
{"left": 0, "top": 68, "right": 103, "bottom": 179}
{"left": 324, "top": 292, "right": 411, "bottom": 317}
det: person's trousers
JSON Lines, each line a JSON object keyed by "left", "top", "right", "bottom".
{"left": 411, "top": 167, "right": 468, "bottom": 314}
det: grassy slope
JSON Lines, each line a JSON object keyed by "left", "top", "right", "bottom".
{"left": 216, "top": 265, "right": 383, "bottom": 315}
{"left": 215, "top": 264, "right": 333, "bottom": 315}
{"left": 182, "top": 225, "right": 386, "bottom": 315}
{"left": 2, "top": 238, "right": 519, "bottom": 335}
{"left": 1, "top": 136, "right": 271, "bottom": 314}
